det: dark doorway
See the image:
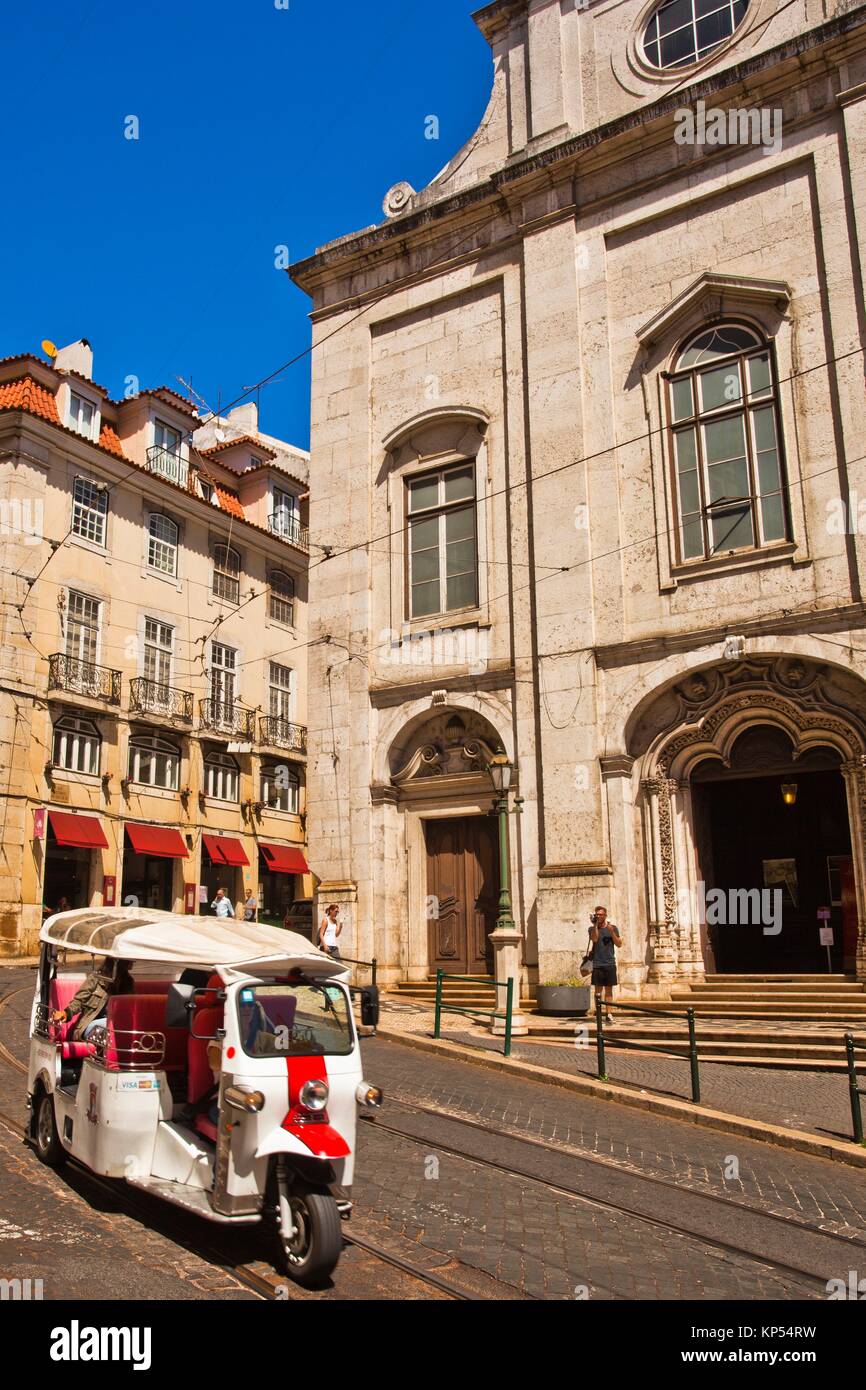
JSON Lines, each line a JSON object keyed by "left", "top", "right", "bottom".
{"left": 43, "top": 831, "right": 92, "bottom": 914}
{"left": 199, "top": 855, "right": 240, "bottom": 918}
{"left": 691, "top": 730, "right": 852, "bottom": 973}
{"left": 425, "top": 816, "right": 500, "bottom": 975}
{"left": 122, "top": 848, "right": 174, "bottom": 911}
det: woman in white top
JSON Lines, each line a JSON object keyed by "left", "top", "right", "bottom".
{"left": 319, "top": 904, "right": 343, "bottom": 959}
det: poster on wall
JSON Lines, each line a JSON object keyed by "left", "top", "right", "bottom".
{"left": 763, "top": 858, "right": 799, "bottom": 908}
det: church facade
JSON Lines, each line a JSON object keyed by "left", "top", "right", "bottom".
{"left": 290, "top": 0, "right": 866, "bottom": 994}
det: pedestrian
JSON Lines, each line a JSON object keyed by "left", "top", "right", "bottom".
{"left": 241, "top": 888, "right": 258, "bottom": 923}
{"left": 318, "top": 903, "right": 343, "bottom": 959}
{"left": 211, "top": 887, "right": 233, "bottom": 920}
{"left": 589, "top": 905, "right": 622, "bottom": 1024}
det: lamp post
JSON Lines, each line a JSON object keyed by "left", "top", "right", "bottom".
{"left": 486, "top": 748, "right": 528, "bottom": 1037}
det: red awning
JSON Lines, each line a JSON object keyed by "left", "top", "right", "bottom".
{"left": 125, "top": 824, "right": 189, "bottom": 860}
{"left": 48, "top": 810, "right": 109, "bottom": 850}
{"left": 259, "top": 843, "right": 309, "bottom": 875}
{"left": 203, "top": 834, "right": 250, "bottom": 868}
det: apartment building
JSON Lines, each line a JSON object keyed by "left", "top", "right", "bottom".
{"left": 0, "top": 339, "right": 311, "bottom": 955}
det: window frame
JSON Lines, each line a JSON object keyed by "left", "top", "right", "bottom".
{"left": 268, "top": 661, "right": 294, "bottom": 722}
{"left": 204, "top": 749, "right": 240, "bottom": 803}
{"left": 210, "top": 642, "right": 237, "bottom": 709}
{"left": 143, "top": 618, "right": 174, "bottom": 689}
{"left": 65, "top": 590, "right": 101, "bottom": 665}
{"left": 268, "top": 569, "right": 295, "bottom": 627}
{"left": 68, "top": 392, "right": 98, "bottom": 441}
{"left": 71, "top": 477, "right": 108, "bottom": 547}
{"left": 52, "top": 715, "right": 101, "bottom": 776}
{"left": 153, "top": 419, "right": 182, "bottom": 457}
{"left": 147, "top": 513, "right": 179, "bottom": 577}
{"left": 213, "top": 543, "right": 241, "bottom": 604}
{"left": 261, "top": 760, "right": 300, "bottom": 815}
{"left": 642, "top": 0, "right": 749, "bottom": 71}
{"left": 404, "top": 461, "right": 479, "bottom": 621}
{"left": 128, "top": 731, "right": 181, "bottom": 791}
{"left": 665, "top": 324, "right": 791, "bottom": 568}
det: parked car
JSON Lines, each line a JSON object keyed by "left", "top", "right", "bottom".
{"left": 283, "top": 898, "right": 314, "bottom": 941}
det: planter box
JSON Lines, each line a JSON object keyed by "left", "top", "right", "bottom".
{"left": 535, "top": 984, "right": 591, "bottom": 1017}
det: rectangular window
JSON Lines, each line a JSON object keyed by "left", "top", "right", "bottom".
{"left": 154, "top": 420, "right": 182, "bottom": 456}
{"left": 269, "top": 662, "right": 293, "bottom": 722}
{"left": 407, "top": 463, "right": 478, "bottom": 619}
{"left": 272, "top": 489, "right": 300, "bottom": 542}
{"left": 71, "top": 477, "right": 107, "bottom": 546}
{"left": 53, "top": 717, "right": 100, "bottom": 775}
{"left": 69, "top": 393, "right": 96, "bottom": 440}
{"left": 213, "top": 545, "right": 240, "bottom": 604}
{"left": 65, "top": 591, "right": 100, "bottom": 665}
{"left": 211, "top": 643, "right": 237, "bottom": 710}
{"left": 261, "top": 763, "right": 300, "bottom": 814}
{"left": 148, "top": 515, "right": 178, "bottom": 576}
{"left": 144, "top": 619, "right": 174, "bottom": 689}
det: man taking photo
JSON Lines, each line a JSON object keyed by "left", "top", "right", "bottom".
{"left": 589, "top": 905, "right": 622, "bottom": 1024}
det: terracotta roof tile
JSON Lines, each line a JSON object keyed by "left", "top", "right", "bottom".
{"left": 214, "top": 485, "right": 245, "bottom": 519}
{"left": 98, "top": 422, "right": 125, "bottom": 457}
{"left": 0, "top": 376, "right": 61, "bottom": 425}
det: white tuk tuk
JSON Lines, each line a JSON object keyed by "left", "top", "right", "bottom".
{"left": 27, "top": 907, "right": 382, "bottom": 1286}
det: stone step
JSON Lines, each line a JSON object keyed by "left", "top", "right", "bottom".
{"left": 630, "top": 1002, "right": 866, "bottom": 1015}
{"left": 672, "top": 982, "right": 865, "bottom": 995}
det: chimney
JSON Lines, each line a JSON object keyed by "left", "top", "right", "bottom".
{"left": 227, "top": 402, "right": 258, "bottom": 432}
{"left": 54, "top": 339, "right": 94, "bottom": 380}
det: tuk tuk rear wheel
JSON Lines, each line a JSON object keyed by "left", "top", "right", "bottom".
{"left": 34, "top": 1091, "right": 66, "bottom": 1168}
{"left": 276, "top": 1190, "right": 342, "bottom": 1286}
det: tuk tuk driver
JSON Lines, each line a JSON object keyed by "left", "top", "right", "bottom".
{"left": 51, "top": 958, "right": 134, "bottom": 1041}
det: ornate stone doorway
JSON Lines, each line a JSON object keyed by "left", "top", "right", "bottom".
{"left": 628, "top": 658, "right": 866, "bottom": 984}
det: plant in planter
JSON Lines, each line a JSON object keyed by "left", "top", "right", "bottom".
{"left": 535, "top": 976, "right": 592, "bottom": 1017}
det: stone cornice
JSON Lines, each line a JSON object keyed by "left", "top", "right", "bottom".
{"left": 368, "top": 666, "right": 515, "bottom": 709}
{"left": 289, "top": 9, "right": 866, "bottom": 295}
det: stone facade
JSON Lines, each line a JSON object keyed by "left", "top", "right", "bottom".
{"left": 290, "top": 0, "right": 866, "bottom": 990}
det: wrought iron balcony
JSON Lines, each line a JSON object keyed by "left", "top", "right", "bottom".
{"left": 129, "top": 678, "right": 193, "bottom": 722}
{"left": 48, "top": 654, "right": 122, "bottom": 706}
{"left": 199, "top": 699, "right": 255, "bottom": 739}
{"left": 259, "top": 716, "right": 307, "bottom": 754}
{"left": 146, "top": 445, "right": 189, "bottom": 489}
{"left": 268, "top": 514, "right": 309, "bottom": 551}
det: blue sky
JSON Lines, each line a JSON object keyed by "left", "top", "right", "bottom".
{"left": 0, "top": 0, "right": 492, "bottom": 448}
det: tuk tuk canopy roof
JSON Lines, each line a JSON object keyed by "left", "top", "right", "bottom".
{"left": 39, "top": 907, "right": 340, "bottom": 976}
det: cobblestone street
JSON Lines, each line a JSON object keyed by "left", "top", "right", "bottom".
{"left": 4, "top": 966, "right": 866, "bottom": 1302}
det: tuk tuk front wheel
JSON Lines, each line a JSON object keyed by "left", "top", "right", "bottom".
{"left": 33, "top": 1091, "right": 66, "bottom": 1168}
{"left": 276, "top": 1189, "right": 342, "bottom": 1286}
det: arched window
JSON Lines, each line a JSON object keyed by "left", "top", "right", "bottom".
{"left": 148, "top": 514, "right": 178, "bottom": 576}
{"left": 268, "top": 570, "right": 295, "bottom": 626}
{"left": 667, "top": 323, "right": 789, "bottom": 564}
{"left": 52, "top": 715, "right": 101, "bottom": 775}
{"left": 204, "top": 749, "right": 239, "bottom": 802}
{"left": 128, "top": 732, "right": 181, "bottom": 790}
{"left": 642, "top": 0, "right": 749, "bottom": 70}
{"left": 213, "top": 544, "right": 240, "bottom": 603}
{"left": 261, "top": 760, "right": 300, "bottom": 814}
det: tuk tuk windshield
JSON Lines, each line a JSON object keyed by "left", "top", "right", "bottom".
{"left": 236, "top": 982, "right": 353, "bottom": 1058}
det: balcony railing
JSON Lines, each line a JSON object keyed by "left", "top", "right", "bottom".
{"left": 48, "top": 654, "right": 122, "bottom": 706}
{"left": 129, "top": 678, "right": 194, "bottom": 722}
{"left": 268, "top": 514, "right": 309, "bottom": 551}
{"left": 147, "top": 446, "right": 189, "bottom": 489}
{"left": 199, "top": 699, "right": 255, "bottom": 740}
{"left": 259, "top": 716, "right": 308, "bottom": 754}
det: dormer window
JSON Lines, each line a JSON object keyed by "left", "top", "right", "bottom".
{"left": 68, "top": 392, "right": 97, "bottom": 440}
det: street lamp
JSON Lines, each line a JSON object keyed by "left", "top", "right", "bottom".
{"left": 484, "top": 748, "right": 528, "bottom": 1038}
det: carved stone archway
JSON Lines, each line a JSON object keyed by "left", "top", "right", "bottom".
{"left": 631, "top": 658, "right": 866, "bottom": 984}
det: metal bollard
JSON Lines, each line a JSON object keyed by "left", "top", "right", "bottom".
{"left": 595, "top": 992, "right": 606, "bottom": 1079}
{"left": 434, "top": 970, "right": 444, "bottom": 1040}
{"left": 688, "top": 1007, "right": 701, "bottom": 1104}
{"left": 846, "top": 1033, "right": 864, "bottom": 1145}
{"left": 504, "top": 977, "right": 514, "bottom": 1059}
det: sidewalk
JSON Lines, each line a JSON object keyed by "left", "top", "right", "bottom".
{"left": 375, "top": 996, "right": 866, "bottom": 1166}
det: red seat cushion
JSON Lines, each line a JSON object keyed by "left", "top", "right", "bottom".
{"left": 106, "top": 994, "right": 172, "bottom": 1071}
{"left": 194, "top": 1114, "right": 218, "bottom": 1143}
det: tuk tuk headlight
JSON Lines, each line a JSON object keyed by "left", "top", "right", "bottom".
{"left": 224, "top": 1087, "right": 265, "bottom": 1113}
{"left": 299, "top": 1079, "right": 329, "bottom": 1112}
{"left": 356, "top": 1082, "right": 384, "bottom": 1108}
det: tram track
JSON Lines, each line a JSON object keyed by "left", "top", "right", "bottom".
{"left": 358, "top": 1099, "right": 857, "bottom": 1295}
{"left": 0, "top": 985, "right": 478, "bottom": 1301}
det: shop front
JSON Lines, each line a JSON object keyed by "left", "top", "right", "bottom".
{"left": 199, "top": 834, "right": 251, "bottom": 918}
{"left": 43, "top": 810, "right": 110, "bottom": 914}
{"left": 122, "top": 823, "right": 188, "bottom": 911}
{"left": 258, "top": 841, "right": 309, "bottom": 930}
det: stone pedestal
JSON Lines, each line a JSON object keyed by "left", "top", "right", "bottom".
{"left": 489, "top": 925, "right": 529, "bottom": 1036}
